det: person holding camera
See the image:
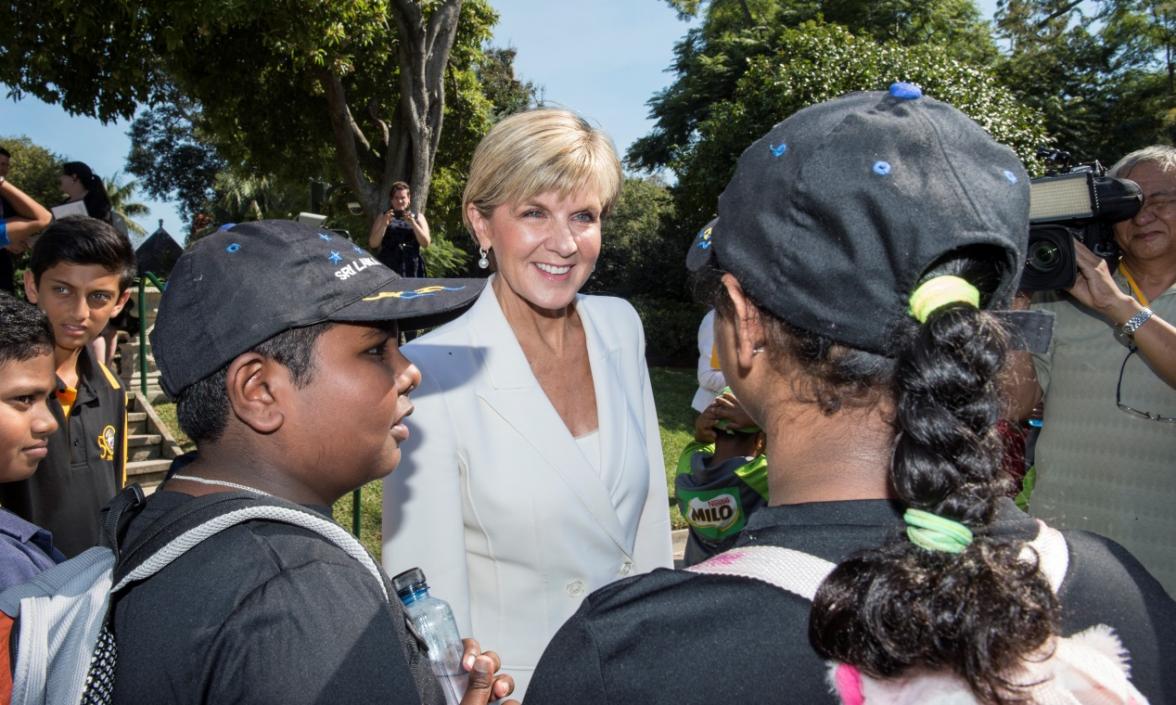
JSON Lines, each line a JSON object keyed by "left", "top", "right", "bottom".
{"left": 368, "top": 180, "right": 431, "bottom": 278}
{"left": 1006, "top": 145, "right": 1176, "bottom": 595}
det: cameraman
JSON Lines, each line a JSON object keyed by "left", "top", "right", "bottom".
{"left": 368, "top": 180, "right": 430, "bottom": 277}
{"left": 1006, "top": 145, "right": 1176, "bottom": 594}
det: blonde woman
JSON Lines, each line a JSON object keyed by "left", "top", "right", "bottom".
{"left": 382, "top": 109, "right": 672, "bottom": 698}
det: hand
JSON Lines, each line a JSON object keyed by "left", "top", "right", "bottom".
{"left": 709, "top": 392, "right": 757, "bottom": 430}
{"left": 1066, "top": 239, "right": 1137, "bottom": 324}
{"left": 459, "top": 638, "right": 518, "bottom": 705}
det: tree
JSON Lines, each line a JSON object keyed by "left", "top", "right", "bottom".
{"left": 633, "top": 0, "right": 997, "bottom": 174}
{"left": 587, "top": 176, "right": 678, "bottom": 299}
{"left": 0, "top": 136, "right": 63, "bottom": 207}
{"left": 633, "top": 21, "right": 1049, "bottom": 302}
{"left": 125, "top": 85, "right": 225, "bottom": 223}
{"left": 104, "top": 172, "right": 150, "bottom": 236}
{"left": 994, "top": 0, "right": 1176, "bottom": 163}
{"left": 0, "top": 0, "right": 503, "bottom": 224}
{"left": 663, "top": 0, "right": 995, "bottom": 59}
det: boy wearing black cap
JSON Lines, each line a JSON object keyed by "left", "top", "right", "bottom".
{"left": 109, "top": 221, "right": 516, "bottom": 705}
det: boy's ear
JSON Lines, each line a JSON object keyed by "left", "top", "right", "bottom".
{"left": 22, "top": 270, "right": 39, "bottom": 304}
{"left": 110, "top": 289, "right": 132, "bottom": 317}
{"left": 225, "top": 353, "right": 286, "bottom": 435}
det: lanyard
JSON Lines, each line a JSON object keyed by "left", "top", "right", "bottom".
{"left": 1118, "top": 262, "right": 1150, "bottom": 307}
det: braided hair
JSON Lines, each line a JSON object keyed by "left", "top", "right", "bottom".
{"left": 715, "top": 250, "right": 1060, "bottom": 705}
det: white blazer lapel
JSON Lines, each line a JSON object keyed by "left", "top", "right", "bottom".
{"left": 468, "top": 284, "right": 629, "bottom": 552}
{"left": 579, "top": 299, "right": 644, "bottom": 553}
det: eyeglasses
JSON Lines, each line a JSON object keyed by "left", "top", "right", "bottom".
{"left": 1138, "top": 194, "right": 1176, "bottom": 217}
{"left": 1116, "top": 348, "right": 1176, "bottom": 423}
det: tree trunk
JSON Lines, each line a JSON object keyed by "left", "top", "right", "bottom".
{"left": 322, "top": 0, "right": 464, "bottom": 226}
{"left": 390, "top": 0, "right": 464, "bottom": 216}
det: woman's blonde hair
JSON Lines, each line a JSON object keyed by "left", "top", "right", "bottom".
{"left": 462, "top": 109, "right": 622, "bottom": 232}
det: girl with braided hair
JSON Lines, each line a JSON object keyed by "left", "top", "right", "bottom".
{"left": 525, "top": 87, "right": 1174, "bottom": 705}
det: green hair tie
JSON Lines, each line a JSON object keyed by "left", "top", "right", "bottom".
{"left": 908, "top": 275, "right": 980, "bottom": 323}
{"left": 903, "top": 508, "right": 973, "bottom": 554}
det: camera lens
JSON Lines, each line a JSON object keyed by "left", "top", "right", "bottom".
{"left": 1027, "top": 240, "right": 1061, "bottom": 272}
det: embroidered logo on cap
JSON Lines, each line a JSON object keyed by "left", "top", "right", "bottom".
{"left": 363, "top": 285, "right": 468, "bottom": 301}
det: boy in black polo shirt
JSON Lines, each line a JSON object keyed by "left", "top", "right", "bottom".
{"left": 0, "top": 218, "right": 134, "bottom": 556}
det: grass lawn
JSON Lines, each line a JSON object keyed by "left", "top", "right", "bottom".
{"left": 151, "top": 366, "right": 697, "bottom": 558}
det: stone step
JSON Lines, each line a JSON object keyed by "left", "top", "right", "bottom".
{"left": 126, "top": 458, "right": 171, "bottom": 495}
{"left": 127, "top": 387, "right": 169, "bottom": 405}
{"left": 128, "top": 411, "right": 147, "bottom": 435}
{"left": 126, "top": 371, "right": 162, "bottom": 385}
{"left": 128, "top": 433, "right": 164, "bottom": 462}
{"left": 117, "top": 338, "right": 159, "bottom": 384}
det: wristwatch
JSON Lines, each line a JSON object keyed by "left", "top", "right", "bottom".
{"left": 1114, "top": 307, "right": 1153, "bottom": 347}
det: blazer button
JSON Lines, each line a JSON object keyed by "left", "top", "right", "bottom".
{"left": 566, "top": 579, "right": 585, "bottom": 597}
{"left": 619, "top": 560, "right": 634, "bottom": 576}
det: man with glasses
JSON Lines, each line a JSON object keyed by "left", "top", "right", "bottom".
{"left": 1008, "top": 145, "right": 1176, "bottom": 594}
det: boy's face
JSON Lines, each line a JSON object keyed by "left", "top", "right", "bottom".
{"left": 0, "top": 353, "right": 59, "bottom": 482}
{"left": 24, "top": 264, "right": 130, "bottom": 355}
{"left": 283, "top": 323, "right": 421, "bottom": 500}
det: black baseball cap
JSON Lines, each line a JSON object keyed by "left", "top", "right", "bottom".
{"left": 687, "top": 83, "right": 1030, "bottom": 355}
{"left": 151, "top": 220, "right": 485, "bottom": 398}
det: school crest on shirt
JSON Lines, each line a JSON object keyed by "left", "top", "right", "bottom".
{"left": 97, "top": 425, "right": 117, "bottom": 461}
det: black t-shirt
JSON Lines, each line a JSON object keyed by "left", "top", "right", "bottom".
{"left": 525, "top": 498, "right": 1176, "bottom": 704}
{"left": 111, "top": 490, "right": 445, "bottom": 705}
{"left": 376, "top": 215, "right": 425, "bottom": 278}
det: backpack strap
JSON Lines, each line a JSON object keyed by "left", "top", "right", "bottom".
{"left": 111, "top": 491, "right": 387, "bottom": 601}
{"left": 98, "top": 484, "right": 148, "bottom": 555}
{"left": 687, "top": 544, "right": 836, "bottom": 600}
{"left": 687, "top": 520, "right": 1070, "bottom": 601}
{"left": 1022, "top": 520, "right": 1069, "bottom": 594}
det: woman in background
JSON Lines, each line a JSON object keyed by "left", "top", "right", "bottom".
{"left": 61, "top": 161, "right": 132, "bottom": 368}
{"left": 60, "top": 161, "right": 113, "bottom": 223}
{"left": 368, "top": 180, "right": 430, "bottom": 278}
{"left": 382, "top": 109, "right": 672, "bottom": 699}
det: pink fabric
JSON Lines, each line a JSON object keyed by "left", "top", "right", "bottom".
{"left": 833, "top": 664, "right": 865, "bottom": 705}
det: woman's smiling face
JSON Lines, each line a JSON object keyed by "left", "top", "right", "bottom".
{"left": 468, "top": 188, "right": 603, "bottom": 314}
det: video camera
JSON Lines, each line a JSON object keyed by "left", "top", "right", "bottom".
{"left": 1020, "top": 149, "right": 1142, "bottom": 292}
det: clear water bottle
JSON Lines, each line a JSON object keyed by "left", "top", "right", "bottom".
{"left": 392, "top": 567, "right": 466, "bottom": 705}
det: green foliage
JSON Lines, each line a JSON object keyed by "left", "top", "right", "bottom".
{"left": 636, "top": 0, "right": 998, "bottom": 176}
{"left": 104, "top": 172, "right": 149, "bottom": 236}
{"left": 631, "top": 295, "right": 708, "bottom": 367}
{"left": 0, "top": 135, "right": 64, "bottom": 206}
{"left": 994, "top": 0, "right": 1176, "bottom": 163}
{"left": 125, "top": 87, "right": 226, "bottom": 223}
{"left": 588, "top": 176, "right": 678, "bottom": 298}
{"left": 649, "top": 367, "right": 700, "bottom": 530}
{"left": 632, "top": 21, "right": 1049, "bottom": 305}
{"left": 2, "top": 0, "right": 532, "bottom": 247}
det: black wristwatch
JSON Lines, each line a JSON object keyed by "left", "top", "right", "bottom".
{"left": 1114, "top": 307, "right": 1153, "bottom": 347}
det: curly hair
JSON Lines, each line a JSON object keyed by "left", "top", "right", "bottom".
{"left": 711, "top": 251, "right": 1060, "bottom": 705}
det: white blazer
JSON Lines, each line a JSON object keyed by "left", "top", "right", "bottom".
{"left": 382, "top": 280, "right": 673, "bottom": 698}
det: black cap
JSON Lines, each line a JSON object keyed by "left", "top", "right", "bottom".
{"left": 687, "top": 84, "right": 1029, "bottom": 355}
{"left": 151, "top": 220, "right": 485, "bottom": 398}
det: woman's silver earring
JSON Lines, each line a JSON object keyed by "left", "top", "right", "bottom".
{"left": 752, "top": 346, "right": 765, "bottom": 355}
{"left": 478, "top": 248, "right": 490, "bottom": 270}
